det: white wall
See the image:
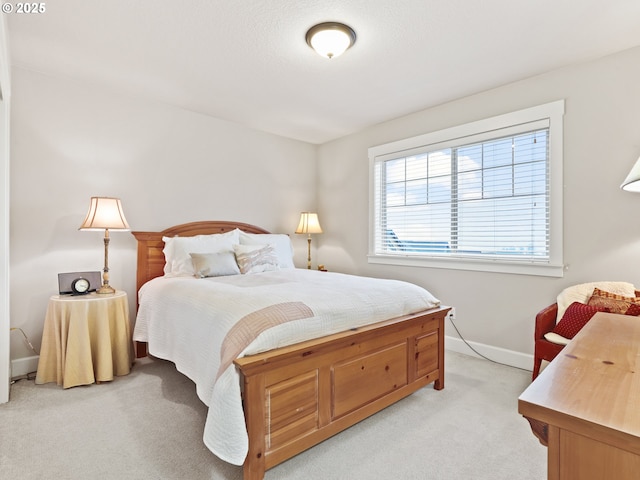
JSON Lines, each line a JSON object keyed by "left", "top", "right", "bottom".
{"left": 0, "top": 16, "right": 11, "bottom": 402}
{"left": 317, "top": 46, "right": 640, "bottom": 364}
{"left": 9, "top": 67, "right": 317, "bottom": 362}
{"left": 11, "top": 45, "right": 640, "bottom": 371}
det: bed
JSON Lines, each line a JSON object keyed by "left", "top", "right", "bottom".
{"left": 132, "top": 221, "right": 450, "bottom": 480}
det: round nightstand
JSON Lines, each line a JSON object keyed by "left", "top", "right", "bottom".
{"left": 35, "top": 291, "right": 132, "bottom": 388}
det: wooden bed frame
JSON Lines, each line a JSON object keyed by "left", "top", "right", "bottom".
{"left": 132, "top": 221, "right": 450, "bottom": 480}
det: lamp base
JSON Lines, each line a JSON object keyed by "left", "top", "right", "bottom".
{"left": 96, "top": 284, "right": 116, "bottom": 294}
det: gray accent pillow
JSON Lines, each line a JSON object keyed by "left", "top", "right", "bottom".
{"left": 190, "top": 251, "right": 241, "bottom": 278}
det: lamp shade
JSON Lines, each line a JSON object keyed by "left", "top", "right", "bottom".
{"left": 305, "top": 22, "right": 356, "bottom": 59}
{"left": 295, "top": 212, "right": 323, "bottom": 234}
{"left": 621, "top": 156, "right": 640, "bottom": 192}
{"left": 79, "top": 197, "right": 130, "bottom": 231}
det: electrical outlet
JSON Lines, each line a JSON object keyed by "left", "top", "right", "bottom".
{"left": 449, "top": 307, "right": 456, "bottom": 321}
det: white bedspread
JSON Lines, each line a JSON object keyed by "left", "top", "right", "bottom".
{"left": 133, "top": 268, "right": 440, "bottom": 465}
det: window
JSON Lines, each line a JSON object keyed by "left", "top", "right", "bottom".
{"left": 369, "top": 101, "right": 564, "bottom": 277}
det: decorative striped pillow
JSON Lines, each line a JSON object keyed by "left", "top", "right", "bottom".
{"left": 233, "top": 244, "right": 279, "bottom": 274}
{"left": 587, "top": 287, "right": 640, "bottom": 315}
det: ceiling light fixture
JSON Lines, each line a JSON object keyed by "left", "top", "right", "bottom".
{"left": 305, "top": 22, "right": 356, "bottom": 59}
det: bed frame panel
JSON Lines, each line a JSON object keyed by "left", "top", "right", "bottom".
{"left": 132, "top": 221, "right": 449, "bottom": 480}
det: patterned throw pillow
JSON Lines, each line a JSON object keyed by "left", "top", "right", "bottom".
{"left": 586, "top": 288, "right": 640, "bottom": 315}
{"left": 234, "top": 244, "right": 279, "bottom": 274}
{"left": 551, "top": 302, "right": 608, "bottom": 339}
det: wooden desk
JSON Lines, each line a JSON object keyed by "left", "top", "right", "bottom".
{"left": 518, "top": 312, "right": 640, "bottom": 480}
{"left": 35, "top": 291, "right": 132, "bottom": 388}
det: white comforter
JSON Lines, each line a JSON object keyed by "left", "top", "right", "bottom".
{"left": 133, "top": 269, "right": 440, "bottom": 465}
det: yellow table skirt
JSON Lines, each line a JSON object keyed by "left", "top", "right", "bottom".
{"left": 35, "top": 291, "right": 132, "bottom": 388}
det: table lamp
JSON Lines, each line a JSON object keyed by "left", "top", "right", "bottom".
{"left": 621, "top": 155, "right": 640, "bottom": 192}
{"left": 295, "top": 212, "right": 322, "bottom": 269}
{"left": 79, "top": 197, "right": 130, "bottom": 294}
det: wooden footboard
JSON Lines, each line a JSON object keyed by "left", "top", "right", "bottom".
{"left": 234, "top": 305, "right": 449, "bottom": 480}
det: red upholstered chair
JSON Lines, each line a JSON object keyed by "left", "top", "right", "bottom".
{"left": 532, "top": 282, "right": 639, "bottom": 380}
{"left": 532, "top": 302, "right": 564, "bottom": 380}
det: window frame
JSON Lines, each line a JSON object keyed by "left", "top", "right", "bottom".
{"left": 368, "top": 100, "right": 565, "bottom": 277}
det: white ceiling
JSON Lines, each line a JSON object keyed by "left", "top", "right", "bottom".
{"left": 6, "top": 0, "right": 640, "bottom": 144}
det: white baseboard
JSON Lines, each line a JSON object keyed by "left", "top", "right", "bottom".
{"left": 10, "top": 355, "right": 39, "bottom": 379}
{"left": 445, "top": 335, "right": 533, "bottom": 371}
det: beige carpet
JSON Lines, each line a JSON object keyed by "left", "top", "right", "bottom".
{"left": 0, "top": 351, "right": 546, "bottom": 479}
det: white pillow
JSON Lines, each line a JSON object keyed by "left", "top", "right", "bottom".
{"left": 163, "top": 229, "right": 240, "bottom": 277}
{"left": 239, "top": 231, "right": 294, "bottom": 269}
{"left": 233, "top": 244, "right": 279, "bottom": 274}
{"left": 190, "top": 252, "right": 240, "bottom": 278}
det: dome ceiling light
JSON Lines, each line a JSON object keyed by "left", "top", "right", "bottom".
{"left": 305, "top": 22, "right": 356, "bottom": 59}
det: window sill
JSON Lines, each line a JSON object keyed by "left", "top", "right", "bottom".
{"left": 367, "top": 254, "right": 564, "bottom": 277}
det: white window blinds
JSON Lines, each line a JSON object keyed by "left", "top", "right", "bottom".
{"left": 369, "top": 101, "right": 564, "bottom": 276}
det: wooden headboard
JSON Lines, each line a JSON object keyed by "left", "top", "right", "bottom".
{"left": 131, "top": 220, "right": 271, "bottom": 293}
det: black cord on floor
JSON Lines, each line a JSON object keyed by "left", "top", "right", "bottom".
{"left": 448, "top": 314, "right": 531, "bottom": 373}
{"left": 10, "top": 372, "right": 37, "bottom": 384}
